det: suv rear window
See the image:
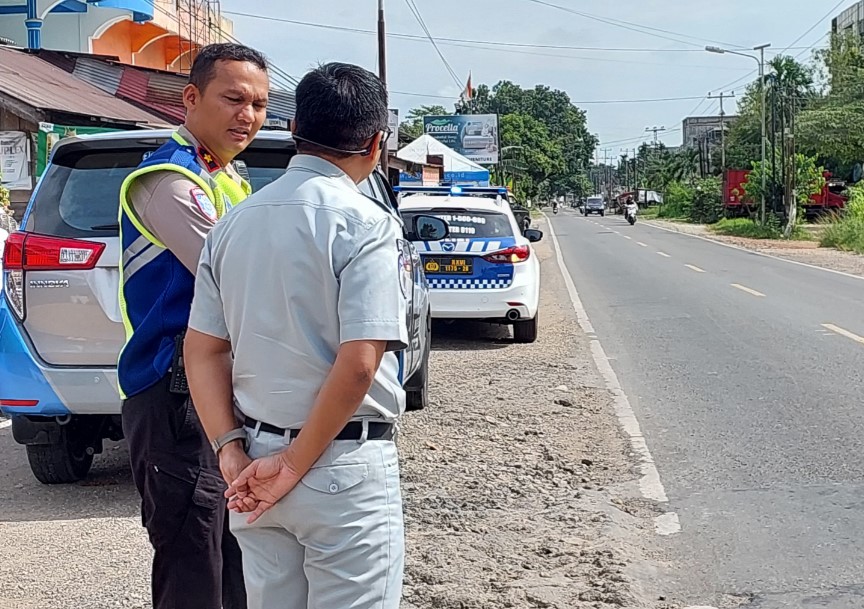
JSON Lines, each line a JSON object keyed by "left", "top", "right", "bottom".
{"left": 25, "top": 145, "right": 293, "bottom": 238}
{"left": 402, "top": 209, "right": 513, "bottom": 238}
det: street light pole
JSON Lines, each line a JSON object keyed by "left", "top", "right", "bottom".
{"left": 377, "top": 0, "right": 389, "bottom": 178}
{"left": 706, "top": 43, "right": 771, "bottom": 223}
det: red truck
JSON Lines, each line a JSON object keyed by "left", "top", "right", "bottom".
{"left": 723, "top": 169, "right": 847, "bottom": 218}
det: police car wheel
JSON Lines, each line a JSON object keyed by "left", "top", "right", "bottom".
{"left": 25, "top": 425, "right": 94, "bottom": 484}
{"left": 513, "top": 314, "right": 539, "bottom": 344}
{"left": 405, "top": 355, "right": 429, "bottom": 411}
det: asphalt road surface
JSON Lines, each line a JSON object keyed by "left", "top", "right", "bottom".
{"left": 551, "top": 208, "right": 864, "bottom": 609}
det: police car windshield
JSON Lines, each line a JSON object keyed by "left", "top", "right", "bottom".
{"left": 402, "top": 208, "right": 513, "bottom": 239}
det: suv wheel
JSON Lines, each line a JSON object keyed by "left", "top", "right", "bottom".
{"left": 513, "top": 314, "right": 539, "bottom": 344}
{"left": 25, "top": 423, "right": 95, "bottom": 484}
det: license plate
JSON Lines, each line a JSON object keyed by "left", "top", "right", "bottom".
{"left": 424, "top": 257, "right": 473, "bottom": 274}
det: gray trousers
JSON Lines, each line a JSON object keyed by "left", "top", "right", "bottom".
{"left": 230, "top": 427, "right": 404, "bottom": 609}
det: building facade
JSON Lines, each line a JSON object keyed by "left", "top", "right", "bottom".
{"left": 0, "top": 0, "right": 233, "bottom": 72}
{"left": 682, "top": 115, "right": 738, "bottom": 149}
{"left": 832, "top": 1, "right": 864, "bottom": 37}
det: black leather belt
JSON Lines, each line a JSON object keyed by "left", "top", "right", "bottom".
{"left": 244, "top": 416, "right": 395, "bottom": 441}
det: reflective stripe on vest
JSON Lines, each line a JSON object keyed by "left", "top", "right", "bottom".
{"left": 116, "top": 131, "right": 251, "bottom": 398}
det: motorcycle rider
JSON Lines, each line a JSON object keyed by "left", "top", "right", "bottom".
{"left": 625, "top": 196, "right": 638, "bottom": 222}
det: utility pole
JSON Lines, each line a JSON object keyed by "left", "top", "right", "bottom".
{"left": 377, "top": 0, "right": 389, "bottom": 178}
{"left": 708, "top": 90, "right": 735, "bottom": 172}
{"left": 645, "top": 126, "right": 666, "bottom": 145}
{"left": 602, "top": 148, "right": 614, "bottom": 204}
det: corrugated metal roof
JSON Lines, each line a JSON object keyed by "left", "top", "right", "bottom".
{"left": 268, "top": 89, "right": 296, "bottom": 120}
{"left": 0, "top": 47, "right": 164, "bottom": 125}
{"left": 73, "top": 58, "right": 124, "bottom": 95}
{"left": 117, "top": 68, "right": 185, "bottom": 124}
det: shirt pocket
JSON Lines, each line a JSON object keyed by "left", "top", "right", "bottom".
{"left": 300, "top": 463, "right": 369, "bottom": 495}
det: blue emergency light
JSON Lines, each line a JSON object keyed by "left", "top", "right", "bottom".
{"left": 393, "top": 185, "right": 509, "bottom": 197}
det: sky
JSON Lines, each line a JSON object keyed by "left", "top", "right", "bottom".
{"left": 222, "top": 0, "right": 850, "bottom": 153}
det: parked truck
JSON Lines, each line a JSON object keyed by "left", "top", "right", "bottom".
{"left": 723, "top": 169, "right": 847, "bottom": 218}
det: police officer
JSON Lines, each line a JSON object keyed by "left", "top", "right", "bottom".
{"left": 118, "top": 43, "right": 269, "bottom": 609}
{"left": 184, "top": 63, "right": 406, "bottom": 609}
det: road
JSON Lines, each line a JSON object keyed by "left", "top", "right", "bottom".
{"left": 551, "top": 208, "right": 864, "bottom": 609}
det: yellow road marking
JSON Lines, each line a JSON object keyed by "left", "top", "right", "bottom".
{"left": 685, "top": 264, "right": 706, "bottom": 273}
{"left": 822, "top": 323, "right": 864, "bottom": 346}
{"left": 657, "top": 251, "right": 671, "bottom": 258}
{"left": 731, "top": 283, "right": 765, "bottom": 297}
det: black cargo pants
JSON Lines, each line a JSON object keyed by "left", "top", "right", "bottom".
{"left": 122, "top": 374, "right": 247, "bottom": 609}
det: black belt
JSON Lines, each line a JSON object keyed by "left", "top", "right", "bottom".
{"left": 244, "top": 417, "right": 395, "bottom": 441}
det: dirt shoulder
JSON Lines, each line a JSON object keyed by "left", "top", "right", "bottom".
{"left": 400, "top": 218, "right": 673, "bottom": 609}
{"left": 647, "top": 219, "right": 864, "bottom": 278}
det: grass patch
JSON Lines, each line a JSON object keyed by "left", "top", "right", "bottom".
{"left": 820, "top": 217, "right": 864, "bottom": 253}
{"left": 711, "top": 217, "right": 810, "bottom": 240}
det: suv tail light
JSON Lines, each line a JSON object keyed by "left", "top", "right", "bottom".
{"left": 3, "top": 232, "right": 106, "bottom": 321}
{"left": 483, "top": 245, "right": 530, "bottom": 264}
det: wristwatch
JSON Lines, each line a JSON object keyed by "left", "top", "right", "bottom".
{"left": 211, "top": 428, "right": 248, "bottom": 456}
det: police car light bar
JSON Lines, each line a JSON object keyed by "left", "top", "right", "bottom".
{"left": 393, "top": 185, "right": 509, "bottom": 197}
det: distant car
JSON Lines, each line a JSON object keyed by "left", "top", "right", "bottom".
{"left": 584, "top": 195, "right": 605, "bottom": 216}
{"left": 0, "top": 129, "right": 447, "bottom": 484}
{"left": 396, "top": 185, "right": 543, "bottom": 343}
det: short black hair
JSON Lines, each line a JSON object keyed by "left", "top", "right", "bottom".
{"left": 293, "top": 62, "right": 388, "bottom": 157}
{"left": 189, "top": 43, "right": 268, "bottom": 92}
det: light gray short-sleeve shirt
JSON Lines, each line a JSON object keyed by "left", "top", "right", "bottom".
{"left": 188, "top": 155, "right": 409, "bottom": 428}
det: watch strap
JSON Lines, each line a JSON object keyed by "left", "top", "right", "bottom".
{"left": 211, "top": 428, "right": 248, "bottom": 456}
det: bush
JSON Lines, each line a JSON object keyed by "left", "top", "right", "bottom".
{"left": 690, "top": 177, "right": 723, "bottom": 224}
{"left": 659, "top": 181, "right": 692, "bottom": 219}
{"left": 819, "top": 183, "right": 864, "bottom": 253}
{"left": 711, "top": 216, "right": 809, "bottom": 240}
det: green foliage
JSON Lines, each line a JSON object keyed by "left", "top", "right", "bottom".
{"left": 658, "top": 181, "right": 693, "bottom": 219}
{"left": 690, "top": 176, "right": 724, "bottom": 224}
{"left": 712, "top": 217, "right": 783, "bottom": 239}
{"left": 0, "top": 184, "right": 9, "bottom": 212}
{"left": 820, "top": 182, "right": 864, "bottom": 253}
{"left": 743, "top": 153, "right": 825, "bottom": 206}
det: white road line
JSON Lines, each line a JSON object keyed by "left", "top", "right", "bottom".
{"left": 546, "top": 216, "right": 674, "bottom": 520}
{"left": 623, "top": 235, "right": 632, "bottom": 240}
{"left": 644, "top": 221, "right": 864, "bottom": 282}
{"left": 0, "top": 418, "right": 11, "bottom": 430}
{"left": 685, "top": 264, "right": 706, "bottom": 273}
{"left": 657, "top": 251, "right": 671, "bottom": 258}
{"left": 822, "top": 323, "right": 864, "bottom": 346}
{"left": 731, "top": 283, "right": 765, "bottom": 297}
{"left": 637, "top": 241, "right": 648, "bottom": 247}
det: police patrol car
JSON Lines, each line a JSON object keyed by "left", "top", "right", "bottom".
{"left": 396, "top": 186, "right": 543, "bottom": 343}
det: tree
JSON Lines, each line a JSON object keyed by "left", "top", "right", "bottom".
{"left": 399, "top": 105, "right": 450, "bottom": 141}
{"left": 743, "top": 153, "right": 825, "bottom": 236}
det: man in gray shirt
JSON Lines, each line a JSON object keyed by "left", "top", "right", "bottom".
{"left": 184, "top": 63, "right": 406, "bottom": 609}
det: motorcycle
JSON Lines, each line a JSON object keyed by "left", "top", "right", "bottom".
{"left": 552, "top": 202, "right": 559, "bottom": 215}
{"left": 624, "top": 204, "right": 638, "bottom": 225}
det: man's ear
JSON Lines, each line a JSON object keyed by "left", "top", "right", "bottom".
{"left": 182, "top": 83, "right": 199, "bottom": 111}
{"left": 290, "top": 119, "right": 298, "bottom": 134}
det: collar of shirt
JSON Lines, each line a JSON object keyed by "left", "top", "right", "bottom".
{"left": 177, "top": 125, "right": 241, "bottom": 182}
{"left": 288, "top": 154, "right": 361, "bottom": 194}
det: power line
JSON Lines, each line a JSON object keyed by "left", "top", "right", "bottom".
{"left": 522, "top": 0, "right": 743, "bottom": 49}
{"left": 391, "top": 90, "right": 708, "bottom": 104}
{"left": 402, "top": 0, "right": 463, "bottom": 88}
{"left": 781, "top": 0, "right": 846, "bottom": 53}
{"left": 140, "top": 0, "right": 299, "bottom": 88}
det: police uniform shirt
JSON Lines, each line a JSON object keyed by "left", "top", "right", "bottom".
{"left": 127, "top": 126, "right": 243, "bottom": 272}
{"left": 188, "top": 155, "right": 409, "bottom": 429}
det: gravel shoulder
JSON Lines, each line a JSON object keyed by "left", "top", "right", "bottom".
{"left": 647, "top": 219, "right": 864, "bottom": 278}
{"left": 0, "top": 217, "right": 672, "bottom": 608}
{"left": 401, "top": 218, "right": 673, "bottom": 609}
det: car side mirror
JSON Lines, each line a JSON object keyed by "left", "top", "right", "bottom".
{"left": 524, "top": 229, "right": 543, "bottom": 243}
{"left": 410, "top": 215, "right": 449, "bottom": 241}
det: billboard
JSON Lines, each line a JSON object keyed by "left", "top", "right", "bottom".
{"left": 0, "top": 131, "right": 31, "bottom": 190}
{"left": 422, "top": 114, "right": 499, "bottom": 164}
{"left": 37, "top": 123, "right": 119, "bottom": 177}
